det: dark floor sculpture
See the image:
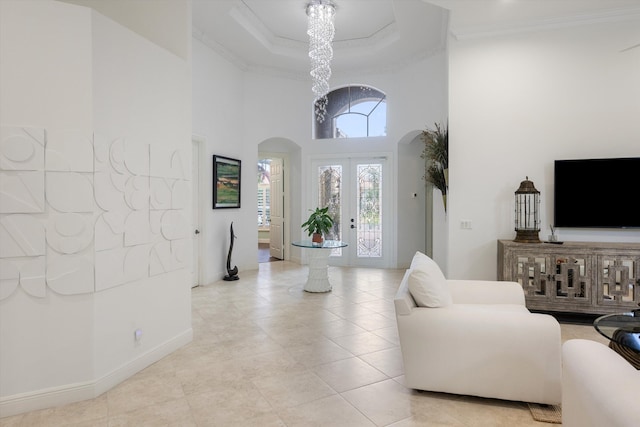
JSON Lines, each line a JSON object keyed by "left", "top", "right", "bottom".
{"left": 223, "top": 222, "right": 239, "bottom": 281}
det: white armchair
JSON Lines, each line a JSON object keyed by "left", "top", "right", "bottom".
{"left": 562, "top": 339, "right": 640, "bottom": 427}
{"left": 394, "top": 252, "right": 562, "bottom": 405}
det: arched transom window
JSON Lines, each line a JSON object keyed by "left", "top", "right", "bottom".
{"left": 313, "top": 85, "right": 387, "bottom": 139}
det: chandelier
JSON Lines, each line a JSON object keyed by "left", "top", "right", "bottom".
{"left": 306, "top": 0, "right": 336, "bottom": 123}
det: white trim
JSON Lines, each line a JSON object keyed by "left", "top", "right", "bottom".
{"left": 452, "top": 7, "right": 640, "bottom": 41}
{"left": 0, "top": 329, "right": 192, "bottom": 418}
{"left": 192, "top": 135, "right": 206, "bottom": 287}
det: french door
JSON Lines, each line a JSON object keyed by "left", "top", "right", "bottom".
{"left": 311, "top": 157, "right": 390, "bottom": 267}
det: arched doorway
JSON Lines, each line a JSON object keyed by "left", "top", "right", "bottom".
{"left": 257, "top": 138, "right": 302, "bottom": 263}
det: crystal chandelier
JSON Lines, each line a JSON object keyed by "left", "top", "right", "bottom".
{"left": 306, "top": 0, "right": 336, "bottom": 123}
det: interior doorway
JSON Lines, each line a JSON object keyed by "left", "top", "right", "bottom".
{"left": 257, "top": 138, "right": 301, "bottom": 265}
{"left": 257, "top": 156, "right": 284, "bottom": 263}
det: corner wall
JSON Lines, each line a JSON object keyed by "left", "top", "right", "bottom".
{"left": 0, "top": 0, "right": 192, "bottom": 416}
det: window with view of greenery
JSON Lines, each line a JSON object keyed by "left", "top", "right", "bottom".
{"left": 313, "top": 85, "right": 386, "bottom": 139}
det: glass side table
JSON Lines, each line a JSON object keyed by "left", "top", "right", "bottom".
{"left": 594, "top": 311, "right": 640, "bottom": 369}
{"left": 292, "top": 240, "right": 347, "bottom": 293}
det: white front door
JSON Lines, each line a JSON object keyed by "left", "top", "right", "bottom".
{"left": 269, "top": 158, "right": 284, "bottom": 259}
{"left": 311, "top": 157, "right": 390, "bottom": 268}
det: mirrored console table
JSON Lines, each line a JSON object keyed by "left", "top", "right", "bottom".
{"left": 498, "top": 240, "right": 640, "bottom": 315}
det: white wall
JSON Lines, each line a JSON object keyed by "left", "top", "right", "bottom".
{"left": 448, "top": 18, "right": 640, "bottom": 280}
{"left": 90, "top": 9, "right": 192, "bottom": 384}
{"left": 0, "top": 0, "right": 192, "bottom": 416}
{"left": 0, "top": 0, "right": 95, "bottom": 402}
{"left": 60, "top": 0, "right": 191, "bottom": 60}
{"left": 192, "top": 38, "right": 257, "bottom": 282}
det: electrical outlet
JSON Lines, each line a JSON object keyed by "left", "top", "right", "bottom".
{"left": 460, "top": 220, "right": 472, "bottom": 230}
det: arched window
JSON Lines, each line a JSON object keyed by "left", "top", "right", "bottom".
{"left": 313, "top": 85, "right": 386, "bottom": 139}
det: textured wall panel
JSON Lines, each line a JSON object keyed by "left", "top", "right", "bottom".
{"left": 0, "top": 125, "right": 190, "bottom": 299}
{"left": 124, "top": 176, "right": 149, "bottom": 210}
{"left": 46, "top": 252, "right": 94, "bottom": 295}
{"left": 46, "top": 213, "right": 93, "bottom": 254}
{"left": 18, "top": 256, "right": 47, "bottom": 297}
{"left": 0, "top": 259, "right": 19, "bottom": 300}
{"left": 45, "top": 129, "right": 93, "bottom": 172}
{"left": 124, "top": 210, "right": 153, "bottom": 247}
{"left": 150, "top": 178, "right": 172, "bottom": 210}
{"left": 0, "top": 127, "right": 45, "bottom": 171}
{"left": 160, "top": 210, "right": 189, "bottom": 241}
{"left": 0, "top": 214, "right": 46, "bottom": 258}
{"left": 94, "top": 212, "right": 124, "bottom": 251}
{"left": 94, "top": 172, "right": 127, "bottom": 212}
{"left": 150, "top": 147, "right": 187, "bottom": 179}
{"left": 46, "top": 172, "right": 94, "bottom": 212}
{"left": 149, "top": 239, "right": 188, "bottom": 276}
{"left": 0, "top": 171, "right": 45, "bottom": 213}
{"left": 124, "top": 141, "right": 149, "bottom": 176}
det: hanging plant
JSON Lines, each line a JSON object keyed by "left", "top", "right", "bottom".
{"left": 420, "top": 122, "right": 448, "bottom": 212}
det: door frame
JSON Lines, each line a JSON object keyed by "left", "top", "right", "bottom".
{"left": 191, "top": 135, "right": 206, "bottom": 287}
{"left": 308, "top": 152, "right": 394, "bottom": 268}
{"left": 258, "top": 151, "right": 291, "bottom": 261}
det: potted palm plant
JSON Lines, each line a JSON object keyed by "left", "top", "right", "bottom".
{"left": 301, "top": 206, "right": 334, "bottom": 245}
{"left": 420, "top": 121, "right": 448, "bottom": 212}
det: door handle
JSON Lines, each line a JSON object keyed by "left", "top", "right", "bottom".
{"left": 350, "top": 224, "right": 355, "bottom": 229}
{"left": 194, "top": 229, "right": 200, "bottom": 235}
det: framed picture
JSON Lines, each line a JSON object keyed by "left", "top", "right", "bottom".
{"left": 213, "top": 155, "right": 241, "bottom": 209}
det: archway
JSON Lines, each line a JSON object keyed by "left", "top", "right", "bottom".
{"left": 257, "top": 138, "right": 302, "bottom": 263}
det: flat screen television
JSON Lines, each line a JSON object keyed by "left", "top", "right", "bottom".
{"left": 554, "top": 157, "right": 640, "bottom": 228}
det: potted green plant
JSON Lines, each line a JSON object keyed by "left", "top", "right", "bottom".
{"left": 420, "top": 121, "right": 448, "bottom": 212}
{"left": 301, "top": 206, "right": 334, "bottom": 245}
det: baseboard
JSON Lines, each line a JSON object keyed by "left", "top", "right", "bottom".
{"left": 0, "top": 328, "right": 193, "bottom": 418}
{"left": 0, "top": 381, "right": 95, "bottom": 419}
{"left": 93, "top": 328, "right": 193, "bottom": 396}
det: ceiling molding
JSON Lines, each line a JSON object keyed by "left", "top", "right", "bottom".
{"left": 229, "top": 0, "right": 405, "bottom": 55}
{"left": 452, "top": 6, "right": 640, "bottom": 41}
{"left": 193, "top": 28, "right": 250, "bottom": 72}
{"left": 230, "top": 1, "right": 306, "bottom": 58}
{"left": 194, "top": 23, "right": 447, "bottom": 82}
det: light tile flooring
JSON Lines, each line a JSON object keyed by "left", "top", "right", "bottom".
{"left": 1, "top": 261, "right": 609, "bottom": 426}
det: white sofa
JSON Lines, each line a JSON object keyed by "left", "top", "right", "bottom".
{"left": 394, "top": 252, "right": 562, "bottom": 405}
{"left": 562, "top": 339, "right": 640, "bottom": 427}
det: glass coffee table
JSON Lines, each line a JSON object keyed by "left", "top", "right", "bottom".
{"left": 292, "top": 240, "right": 347, "bottom": 292}
{"left": 594, "top": 311, "right": 640, "bottom": 369}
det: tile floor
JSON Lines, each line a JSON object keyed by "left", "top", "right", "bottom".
{"left": 1, "top": 261, "right": 609, "bottom": 426}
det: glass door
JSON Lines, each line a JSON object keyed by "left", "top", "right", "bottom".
{"left": 311, "top": 157, "right": 389, "bottom": 267}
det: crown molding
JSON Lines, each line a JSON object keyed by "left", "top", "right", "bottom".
{"left": 452, "top": 7, "right": 640, "bottom": 41}
{"left": 230, "top": 0, "right": 403, "bottom": 56}
{"left": 193, "top": 27, "right": 250, "bottom": 72}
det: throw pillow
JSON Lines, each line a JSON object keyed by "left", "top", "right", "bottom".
{"left": 410, "top": 251, "right": 446, "bottom": 282}
{"left": 408, "top": 252, "right": 452, "bottom": 307}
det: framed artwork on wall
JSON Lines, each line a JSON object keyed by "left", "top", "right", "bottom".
{"left": 213, "top": 155, "right": 241, "bottom": 209}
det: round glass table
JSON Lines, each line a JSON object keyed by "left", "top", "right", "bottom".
{"left": 292, "top": 240, "right": 347, "bottom": 292}
{"left": 594, "top": 311, "right": 640, "bottom": 369}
